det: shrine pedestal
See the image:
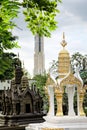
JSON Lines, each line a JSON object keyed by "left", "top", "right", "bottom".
{"left": 25, "top": 116, "right": 87, "bottom": 130}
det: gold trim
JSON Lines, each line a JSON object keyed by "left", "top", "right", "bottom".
{"left": 79, "top": 89, "right": 85, "bottom": 116}
{"left": 46, "top": 73, "right": 55, "bottom": 86}
{"left": 55, "top": 87, "right": 64, "bottom": 116}
{"left": 60, "top": 72, "right": 82, "bottom": 88}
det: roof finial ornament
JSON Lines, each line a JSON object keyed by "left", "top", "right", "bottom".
{"left": 63, "top": 32, "right": 65, "bottom": 40}
{"left": 61, "top": 32, "right": 67, "bottom": 49}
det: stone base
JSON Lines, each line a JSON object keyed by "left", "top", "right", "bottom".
{"left": 0, "top": 113, "right": 45, "bottom": 127}
{"left": 25, "top": 116, "right": 87, "bottom": 130}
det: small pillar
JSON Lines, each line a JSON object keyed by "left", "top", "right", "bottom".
{"left": 79, "top": 89, "right": 85, "bottom": 116}
{"left": 13, "top": 102, "right": 16, "bottom": 115}
{"left": 66, "top": 85, "right": 75, "bottom": 116}
{"left": 20, "top": 102, "right": 24, "bottom": 114}
{"left": 55, "top": 87, "right": 63, "bottom": 116}
{"left": 47, "top": 85, "right": 54, "bottom": 116}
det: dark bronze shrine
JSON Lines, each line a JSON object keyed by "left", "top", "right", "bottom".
{"left": 0, "top": 62, "right": 44, "bottom": 126}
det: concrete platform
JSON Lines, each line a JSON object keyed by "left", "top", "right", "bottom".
{"left": 25, "top": 116, "right": 87, "bottom": 130}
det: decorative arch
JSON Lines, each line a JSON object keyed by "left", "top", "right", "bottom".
{"left": 60, "top": 72, "right": 83, "bottom": 90}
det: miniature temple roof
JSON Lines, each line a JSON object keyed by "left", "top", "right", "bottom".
{"left": 60, "top": 67, "right": 83, "bottom": 89}
{"left": 58, "top": 32, "right": 70, "bottom": 79}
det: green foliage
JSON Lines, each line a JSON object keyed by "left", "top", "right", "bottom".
{"left": 32, "top": 74, "right": 48, "bottom": 112}
{"left": 0, "top": 0, "right": 20, "bottom": 51}
{"left": 23, "top": 0, "right": 62, "bottom": 37}
{"left": 0, "top": 52, "right": 19, "bottom": 80}
{"left": 0, "top": 0, "right": 20, "bottom": 75}
{"left": 62, "top": 92, "right": 68, "bottom": 115}
{"left": 80, "top": 71, "right": 87, "bottom": 85}
{"left": 33, "top": 74, "right": 47, "bottom": 96}
{"left": 71, "top": 52, "right": 87, "bottom": 85}
{"left": 0, "top": 0, "right": 20, "bottom": 28}
{"left": 71, "top": 52, "right": 84, "bottom": 71}
{"left": 0, "top": 31, "right": 19, "bottom": 50}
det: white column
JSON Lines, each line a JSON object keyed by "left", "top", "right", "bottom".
{"left": 66, "top": 85, "right": 75, "bottom": 116}
{"left": 47, "top": 85, "right": 54, "bottom": 116}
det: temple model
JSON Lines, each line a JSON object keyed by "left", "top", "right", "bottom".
{"left": 46, "top": 32, "right": 85, "bottom": 116}
{"left": 26, "top": 33, "right": 87, "bottom": 130}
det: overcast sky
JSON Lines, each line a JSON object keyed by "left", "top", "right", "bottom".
{"left": 11, "top": 0, "right": 87, "bottom": 77}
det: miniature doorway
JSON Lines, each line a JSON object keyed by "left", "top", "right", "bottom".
{"left": 26, "top": 104, "right": 31, "bottom": 113}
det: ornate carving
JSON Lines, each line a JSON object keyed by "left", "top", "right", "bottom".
{"left": 79, "top": 89, "right": 85, "bottom": 116}
{"left": 58, "top": 33, "right": 70, "bottom": 78}
{"left": 84, "top": 84, "right": 87, "bottom": 90}
{"left": 55, "top": 87, "right": 64, "bottom": 116}
{"left": 15, "top": 66, "right": 23, "bottom": 84}
{"left": 46, "top": 73, "right": 55, "bottom": 86}
{"left": 1, "top": 65, "right": 43, "bottom": 117}
{"left": 60, "top": 72, "right": 82, "bottom": 88}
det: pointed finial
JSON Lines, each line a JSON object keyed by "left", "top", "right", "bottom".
{"left": 63, "top": 32, "right": 65, "bottom": 40}
{"left": 61, "top": 32, "right": 67, "bottom": 48}
{"left": 18, "top": 53, "right": 19, "bottom": 58}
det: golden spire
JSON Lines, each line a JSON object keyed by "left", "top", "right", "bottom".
{"left": 63, "top": 32, "right": 65, "bottom": 40}
{"left": 61, "top": 32, "right": 67, "bottom": 48}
